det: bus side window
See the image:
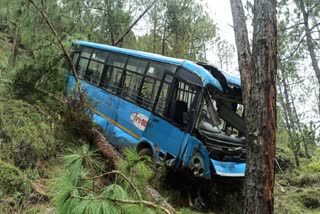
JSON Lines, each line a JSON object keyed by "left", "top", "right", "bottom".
{"left": 101, "top": 53, "right": 127, "bottom": 93}
{"left": 155, "top": 73, "right": 198, "bottom": 127}
{"left": 77, "top": 47, "right": 92, "bottom": 79}
{"left": 140, "top": 63, "right": 176, "bottom": 110}
{"left": 78, "top": 58, "right": 89, "bottom": 79}
{"left": 122, "top": 57, "right": 148, "bottom": 102}
{"left": 155, "top": 82, "right": 170, "bottom": 114}
{"left": 70, "top": 51, "right": 80, "bottom": 72}
{"left": 170, "top": 81, "right": 197, "bottom": 126}
{"left": 85, "top": 50, "right": 108, "bottom": 85}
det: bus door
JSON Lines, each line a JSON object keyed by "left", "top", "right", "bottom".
{"left": 143, "top": 71, "right": 202, "bottom": 161}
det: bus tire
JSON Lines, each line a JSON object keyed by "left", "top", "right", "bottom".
{"left": 138, "top": 148, "right": 153, "bottom": 158}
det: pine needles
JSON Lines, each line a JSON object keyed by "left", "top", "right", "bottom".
{"left": 50, "top": 146, "right": 172, "bottom": 214}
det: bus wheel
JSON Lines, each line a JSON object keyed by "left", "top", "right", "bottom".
{"left": 138, "top": 148, "right": 153, "bottom": 158}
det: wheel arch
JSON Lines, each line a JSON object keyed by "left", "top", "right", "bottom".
{"left": 136, "top": 138, "right": 155, "bottom": 155}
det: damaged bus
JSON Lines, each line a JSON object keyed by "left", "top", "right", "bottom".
{"left": 66, "top": 40, "right": 246, "bottom": 179}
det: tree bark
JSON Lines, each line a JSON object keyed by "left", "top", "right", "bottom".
{"left": 230, "top": 0, "right": 252, "bottom": 105}
{"left": 230, "top": 0, "right": 277, "bottom": 213}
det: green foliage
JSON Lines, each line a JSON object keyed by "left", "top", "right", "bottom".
{"left": 275, "top": 187, "right": 320, "bottom": 213}
{"left": 50, "top": 145, "right": 157, "bottom": 214}
{"left": 12, "top": 47, "right": 66, "bottom": 100}
{"left": 102, "top": 184, "right": 128, "bottom": 199}
{"left": 137, "top": 0, "right": 216, "bottom": 60}
{"left": 51, "top": 174, "right": 78, "bottom": 214}
{"left": 0, "top": 160, "right": 25, "bottom": 194}
{"left": 0, "top": 99, "right": 60, "bottom": 168}
{"left": 24, "top": 204, "right": 51, "bottom": 214}
{"left": 62, "top": 144, "right": 104, "bottom": 181}
{"left": 117, "top": 148, "right": 153, "bottom": 191}
{"left": 0, "top": 160, "right": 32, "bottom": 212}
{"left": 276, "top": 128, "right": 295, "bottom": 170}
{"left": 305, "top": 161, "right": 320, "bottom": 173}
{"left": 288, "top": 172, "right": 320, "bottom": 187}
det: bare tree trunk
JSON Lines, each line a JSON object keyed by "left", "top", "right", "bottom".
{"left": 11, "top": 26, "right": 19, "bottom": 66}
{"left": 230, "top": 0, "right": 277, "bottom": 213}
{"left": 277, "top": 70, "right": 300, "bottom": 166}
{"left": 290, "top": 91, "right": 310, "bottom": 158}
{"left": 298, "top": 0, "right": 320, "bottom": 114}
{"left": 105, "top": 0, "right": 115, "bottom": 45}
{"left": 162, "top": 27, "right": 168, "bottom": 56}
{"left": 280, "top": 70, "right": 301, "bottom": 166}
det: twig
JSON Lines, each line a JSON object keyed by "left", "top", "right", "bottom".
{"left": 82, "top": 170, "right": 142, "bottom": 201}
{"left": 75, "top": 186, "right": 96, "bottom": 195}
{"left": 71, "top": 194, "right": 172, "bottom": 214}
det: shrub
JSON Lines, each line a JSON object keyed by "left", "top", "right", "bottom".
{"left": 0, "top": 99, "right": 59, "bottom": 168}
{"left": 0, "top": 160, "right": 25, "bottom": 194}
{"left": 305, "top": 161, "right": 320, "bottom": 173}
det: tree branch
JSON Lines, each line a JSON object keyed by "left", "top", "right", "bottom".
{"left": 82, "top": 170, "right": 142, "bottom": 201}
{"left": 28, "top": 0, "right": 81, "bottom": 94}
{"left": 71, "top": 194, "right": 172, "bottom": 214}
{"left": 115, "top": 0, "right": 158, "bottom": 46}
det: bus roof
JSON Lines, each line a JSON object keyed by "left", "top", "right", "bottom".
{"left": 73, "top": 40, "right": 240, "bottom": 91}
{"left": 221, "top": 71, "right": 241, "bottom": 87}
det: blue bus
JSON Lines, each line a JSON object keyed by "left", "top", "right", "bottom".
{"left": 66, "top": 40, "right": 246, "bottom": 179}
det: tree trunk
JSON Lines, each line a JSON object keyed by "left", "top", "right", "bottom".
{"left": 162, "top": 28, "right": 166, "bottom": 55}
{"left": 280, "top": 69, "right": 301, "bottom": 166}
{"left": 298, "top": 0, "right": 320, "bottom": 114}
{"left": 290, "top": 91, "right": 310, "bottom": 158}
{"left": 230, "top": 0, "right": 277, "bottom": 213}
{"left": 11, "top": 27, "right": 19, "bottom": 66}
{"left": 303, "top": 139, "right": 311, "bottom": 158}
{"left": 277, "top": 71, "right": 300, "bottom": 166}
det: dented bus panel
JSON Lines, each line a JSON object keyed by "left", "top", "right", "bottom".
{"left": 66, "top": 40, "right": 246, "bottom": 180}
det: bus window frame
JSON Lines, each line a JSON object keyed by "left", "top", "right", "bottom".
{"left": 120, "top": 58, "right": 149, "bottom": 102}
{"left": 74, "top": 44, "right": 178, "bottom": 108}
{"left": 72, "top": 45, "right": 206, "bottom": 131}
{"left": 152, "top": 71, "right": 203, "bottom": 133}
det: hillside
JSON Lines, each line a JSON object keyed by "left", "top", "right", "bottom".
{"left": 0, "top": 1, "right": 320, "bottom": 212}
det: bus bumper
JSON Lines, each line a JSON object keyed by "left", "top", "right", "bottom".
{"left": 211, "top": 159, "right": 246, "bottom": 177}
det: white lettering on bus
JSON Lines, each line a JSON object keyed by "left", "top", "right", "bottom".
{"left": 130, "top": 112, "right": 149, "bottom": 131}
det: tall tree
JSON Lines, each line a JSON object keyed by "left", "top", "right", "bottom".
{"left": 296, "top": 0, "right": 320, "bottom": 114}
{"left": 230, "top": 0, "right": 277, "bottom": 213}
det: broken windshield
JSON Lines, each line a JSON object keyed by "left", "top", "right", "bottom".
{"left": 198, "top": 89, "right": 245, "bottom": 138}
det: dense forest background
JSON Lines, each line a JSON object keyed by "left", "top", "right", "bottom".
{"left": 0, "top": 0, "right": 319, "bottom": 213}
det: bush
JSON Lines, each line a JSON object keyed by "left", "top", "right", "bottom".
{"left": 0, "top": 99, "right": 60, "bottom": 168}
{"left": 297, "top": 188, "right": 320, "bottom": 209}
{"left": 305, "top": 161, "right": 320, "bottom": 173}
{"left": 289, "top": 173, "right": 320, "bottom": 187}
{"left": 0, "top": 160, "right": 26, "bottom": 194}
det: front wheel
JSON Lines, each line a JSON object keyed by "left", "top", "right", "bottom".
{"left": 138, "top": 147, "right": 153, "bottom": 158}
